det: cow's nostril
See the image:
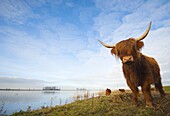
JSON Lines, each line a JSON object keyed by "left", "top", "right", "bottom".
{"left": 123, "top": 58, "right": 127, "bottom": 61}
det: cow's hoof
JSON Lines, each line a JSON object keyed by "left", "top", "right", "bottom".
{"left": 146, "top": 104, "right": 154, "bottom": 108}
{"left": 136, "top": 102, "right": 140, "bottom": 107}
{"left": 146, "top": 102, "right": 153, "bottom": 108}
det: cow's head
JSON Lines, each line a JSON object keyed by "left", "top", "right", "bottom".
{"left": 99, "top": 22, "right": 151, "bottom": 65}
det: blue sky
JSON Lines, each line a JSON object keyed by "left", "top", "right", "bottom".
{"left": 0, "top": 0, "right": 170, "bottom": 90}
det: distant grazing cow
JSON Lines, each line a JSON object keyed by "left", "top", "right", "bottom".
{"left": 99, "top": 22, "right": 165, "bottom": 107}
{"left": 119, "top": 89, "right": 125, "bottom": 93}
{"left": 106, "top": 88, "right": 111, "bottom": 95}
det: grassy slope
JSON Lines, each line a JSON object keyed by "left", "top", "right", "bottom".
{"left": 12, "top": 87, "right": 170, "bottom": 116}
{"left": 163, "top": 86, "right": 170, "bottom": 91}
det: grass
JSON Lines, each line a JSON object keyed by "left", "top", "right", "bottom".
{"left": 163, "top": 86, "right": 170, "bottom": 92}
{"left": 11, "top": 87, "right": 170, "bottom": 116}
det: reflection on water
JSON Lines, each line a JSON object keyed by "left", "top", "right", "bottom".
{"left": 0, "top": 90, "right": 99, "bottom": 115}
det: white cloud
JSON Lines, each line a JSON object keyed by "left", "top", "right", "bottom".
{"left": 0, "top": 17, "right": 89, "bottom": 83}
{"left": 0, "top": 0, "right": 37, "bottom": 24}
{"left": 65, "top": 1, "right": 74, "bottom": 8}
{"left": 94, "top": 0, "right": 170, "bottom": 41}
{"left": 95, "top": 0, "right": 144, "bottom": 13}
{"left": 0, "top": 77, "right": 45, "bottom": 89}
{"left": 85, "top": 0, "right": 170, "bottom": 89}
{"left": 0, "top": 0, "right": 170, "bottom": 90}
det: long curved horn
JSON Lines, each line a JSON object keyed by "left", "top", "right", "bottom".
{"left": 135, "top": 21, "right": 152, "bottom": 41}
{"left": 98, "top": 40, "right": 115, "bottom": 48}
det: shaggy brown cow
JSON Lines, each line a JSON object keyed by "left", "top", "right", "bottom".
{"left": 106, "top": 88, "right": 111, "bottom": 95}
{"left": 99, "top": 22, "right": 165, "bottom": 107}
{"left": 119, "top": 89, "right": 125, "bottom": 93}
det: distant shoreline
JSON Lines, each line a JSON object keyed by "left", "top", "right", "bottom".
{"left": 0, "top": 88, "right": 100, "bottom": 91}
{"left": 0, "top": 88, "right": 47, "bottom": 91}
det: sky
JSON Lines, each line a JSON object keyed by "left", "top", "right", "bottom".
{"left": 0, "top": 0, "right": 170, "bottom": 90}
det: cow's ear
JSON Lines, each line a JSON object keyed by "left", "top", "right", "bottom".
{"left": 111, "top": 47, "right": 116, "bottom": 55}
{"left": 137, "top": 41, "right": 144, "bottom": 50}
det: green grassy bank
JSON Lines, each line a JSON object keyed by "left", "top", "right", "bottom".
{"left": 12, "top": 86, "right": 170, "bottom": 116}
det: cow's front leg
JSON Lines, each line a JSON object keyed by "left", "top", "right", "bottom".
{"left": 127, "top": 81, "right": 139, "bottom": 106}
{"left": 131, "top": 87, "right": 139, "bottom": 107}
{"left": 141, "top": 83, "right": 153, "bottom": 107}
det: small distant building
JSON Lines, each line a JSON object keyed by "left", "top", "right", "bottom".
{"left": 76, "top": 88, "right": 86, "bottom": 91}
{"left": 43, "top": 86, "right": 60, "bottom": 90}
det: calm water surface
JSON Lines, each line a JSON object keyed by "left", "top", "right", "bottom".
{"left": 0, "top": 90, "right": 99, "bottom": 115}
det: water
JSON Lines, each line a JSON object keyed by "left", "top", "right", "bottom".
{"left": 0, "top": 90, "right": 99, "bottom": 115}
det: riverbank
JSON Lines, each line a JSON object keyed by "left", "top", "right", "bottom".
{"left": 0, "top": 88, "right": 100, "bottom": 91}
{"left": 11, "top": 87, "right": 170, "bottom": 116}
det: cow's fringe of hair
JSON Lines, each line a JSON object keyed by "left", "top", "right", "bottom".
{"left": 112, "top": 47, "right": 119, "bottom": 61}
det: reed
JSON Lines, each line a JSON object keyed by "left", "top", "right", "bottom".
{"left": 0, "top": 101, "right": 5, "bottom": 115}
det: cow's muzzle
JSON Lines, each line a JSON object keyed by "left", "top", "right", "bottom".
{"left": 122, "top": 56, "right": 134, "bottom": 65}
